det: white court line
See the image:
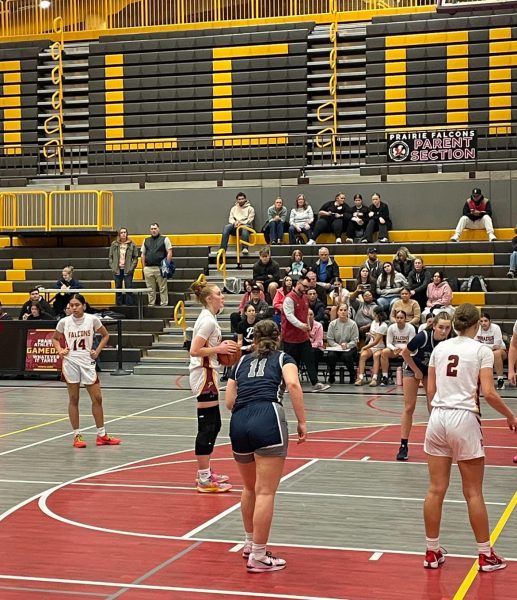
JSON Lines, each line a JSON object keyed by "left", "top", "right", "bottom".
{"left": 0, "top": 479, "right": 62, "bottom": 485}
{"left": 0, "top": 575, "right": 350, "bottom": 600}
{"left": 63, "top": 480, "right": 507, "bottom": 507}
{"left": 181, "top": 459, "right": 318, "bottom": 539}
{"left": 369, "top": 552, "right": 383, "bottom": 561}
{"left": 0, "top": 393, "right": 197, "bottom": 457}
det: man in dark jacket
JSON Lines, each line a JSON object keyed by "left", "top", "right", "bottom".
{"left": 310, "top": 247, "right": 340, "bottom": 292}
{"left": 109, "top": 227, "right": 139, "bottom": 306}
{"left": 450, "top": 188, "right": 496, "bottom": 242}
{"left": 307, "top": 288, "right": 329, "bottom": 329}
{"left": 252, "top": 247, "right": 281, "bottom": 300}
{"left": 361, "top": 247, "right": 383, "bottom": 281}
{"left": 19, "top": 288, "right": 54, "bottom": 319}
{"left": 141, "top": 223, "right": 173, "bottom": 307}
{"left": 246, "top": 285, "right": 271, "bottom": 320}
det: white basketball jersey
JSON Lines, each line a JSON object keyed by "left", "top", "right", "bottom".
{"left": 189, "top": 308, "right": 222, "bottom": 395}
{"left": 56, "top": 313, "right": 102, "bottom": 361}
{"left": 429, "top": 336, "right": 494, "bottom": 413}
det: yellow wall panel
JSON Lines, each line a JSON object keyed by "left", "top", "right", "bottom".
{"left": 386, "top": 75, "right": 406, "bottom": 87}
{"left": 447, "top": 44, "right": 468, "bottom": 57}
{"left": 386, "top": 88, "right": 406, "bottom": 100}
{"left": 447, "top": 111, "right": 468, "bottom": 123}
{"left": 213, "top": 60, "right": 232, "bottom": 71}
{"left": 3, "top": 72, "right": 21, "bottom": 83}
{"left": 213, "top": 110, "right": 232, "bottom": 122}
{"left": 3, "top": 84, "right": 20, "bottom": 96}
{"left": 4, "top": 121, "right": 20, "bottom": 131}
{"left": 385, "top": 61, "right": 406, "bottom": 74}
{"left": 489, "top": 96, "right": 511, "bottom": 108}
{"left": 490, "top": 40, "right": 517, "bottom": 53}
{"left": 447, "top": 71, "right": 468, "bottom": 83}
{"left": 106, "top": 91, "right": 124, "bottom": 102}
{"left": 385, "top": 48, "right": 406, "bottom": 61}
{"left": 0, "top": 282, "right": 13, "bottom": 292}
{"left": 4, "top": 132, "right": 21, "bottom": 142}
{"left": 489, "top": 81, "right": 511, "bottom": 94}
{"left": 106, "top": 103, "right": 124, "bottom": 114}
{"left": 213, "top": 72, "right": 232, "bottom": 84}
{"left": 386, "top": 101, "right": 406, "bottom": 113}
{"left": 447, "top": 84, "right": 468, "bottom": 97}
{"left": 4, "top": 108, "right": 21, "bottom": 119}
{"left": 213, "top": 98, "right": 232, "bottom": 109}
{"left": 106, "top": 79, "right": 124, "bottom": 90}
{"left": 447, "top": 98, "right": 468, "bottom": 110}
{"left": 386, "top": 114, "right": 407, "bottom": 127}
{"left": 386, "top": 30, "right": 468, "bottom": 47}
{"left": 489, "top": 68, "right": 511, "bottom": 81}
{"left": 105, "top": 115, "right": 124, "bottom": 127}
{"left": 105, "top": 54, "right": 124, "bottom": 65}
{"left": 213, "top": 85, "right": 232, "bottom": 97}
{"left": 0, "top": 61, "right": 20, "bottom": 71}
{"left": 106, "top": 128, "right": 125, "bottom": 139}
{"left": 12, "top": 258, "right": 32, "bottom": 269}
{"left": 6, "top": 270, "right": 26, "bottom": 281}
{"left": 447, "top": 58, "right": 468, "bottom": 70}
{"left": 490, "top": 54, "right": 517, "bottom": 68}
{"left": 490, "top": 28, "right": 511, "bottom": 40}
{"left": 105, "top": 66, "right": 123, "bottom": 78}
{"left": 490, "top": 108, "right": 511, "bottom": 121}
{"left": 213, "top": 43, "right": 288, "bottom": 59}
{"left": 213, "top": 123, "right": 233, "bottom": 134}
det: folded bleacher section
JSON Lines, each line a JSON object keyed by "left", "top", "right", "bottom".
{"left": 84, "top": 23, "right": 313, "bottom": 184}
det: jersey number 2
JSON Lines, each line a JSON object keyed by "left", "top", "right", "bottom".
{"left": 446, "top": 355, "right": 459, "bottom": 377}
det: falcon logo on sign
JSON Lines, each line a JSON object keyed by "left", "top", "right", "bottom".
{"left": 388, "top": 140, "right": 409, "bottom": 162}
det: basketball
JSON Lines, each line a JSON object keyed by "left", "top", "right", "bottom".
{"left": 217, "top": 348, "right": 242, "bottom": 367}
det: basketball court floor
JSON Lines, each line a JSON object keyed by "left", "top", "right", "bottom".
{"left": 0, "top": 375, "right": 515, "bottom": 599}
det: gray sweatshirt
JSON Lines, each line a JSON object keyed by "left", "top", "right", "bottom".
{"left": 327, "top": 319, "right": 359, "bottom": 349}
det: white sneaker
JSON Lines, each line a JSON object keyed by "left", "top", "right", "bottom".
{"left": 242, "top": 541, "right": 253, "bottom": 558}
{"left": 489, "top": 234, "right": 497, "bottom": 242}
{"left": 312, "top": 382, "right": 330, "bottom": 392}
{"left": 345, "top": 238, "right": 353, "bottom": 243}
{"left": 241, "top": 248, "right": 249, "bottom": 255}
{"left": 335, "top": 237, "right": 342, "bottom": 244}
{"left": 450, "top": 235, "right": 459, "bottom": 242}
{"left": 306, "top": 239, "right": 316, "bottom": 246}
{"left": 247, "top": 552, "right": 286, "bottom": 573}
{"left": 379, "top": 238, "right": 389, "bottom": 243}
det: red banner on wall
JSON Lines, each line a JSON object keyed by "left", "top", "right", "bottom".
{"left": 25, "top": 329, "right": 62, "bottom": 372}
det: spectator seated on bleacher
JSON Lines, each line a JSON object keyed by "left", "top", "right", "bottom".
{"left": 354, "top": 266, "right": 377, "bottom": 300}
{"left": 390, "top": 288, "right": 421, "bottom": 330}
{"left": 361, "top": 193, "right": 391, "bottom": 244}
{"left": 272, "top": 276, "right": 294, "bottom": 323}
{"left": 475, "top": 311, "right": 507, "bottom": 390}
{"left": 361, "top": 247, "right": 383, "bottom": 281}
{"left": 380, "top": 311, "right": 416, "bottom": 386}
{"left": 263, "top": 197, "right": 288, "bottom": 245}
{"left": 288, "top": 194, "right": 314, "bottom": 245}
{"left": 306, "top": 270, "right": 328, "bottom": 305}
{"left": 308, "top": 308, "right": 325, "bottom": 371}
{"left": 307, "top": 288, "right": 329, "bottom": 330}
{"left": 236, "top": 304, "right": 258, "bottom": 355}
{"left": 376, "top": 262, "right": 407, "bottom": 312}
{"left": 19, "top": 287, "right": 54, "bottom": 320}
{"left": 355, "top": 306, "right": 388, "bottom": 386}
{"left": 350, "top": 289, "right": 378, "bottom": 341}
{"left": 309, "top": 247, "right": 340, "bottom": 294}
{"left": 329, "top": 277, "right": 351, "bottom": 320}
{"left": 230, "top": 279, "right": 265, "bottom": 332}
{"left": 421, "top": 270, "right": 454, "bottom": 320}
{"left": 26, "top": 302, "right": 56, "bottom": 321}
{"left": 407, "top": 256, "right": 432, "bottom": 310}
{"left": 285, "top": 248, "right": 309, "bottom": 282}
{"left": 326, "top": 303, "right": 359, "bottom": 384}
{"left": 0, "top": 300, "right": 12, "bottom": 320}
{"left": 507, "top": 225, "right": 517, "bottom": 278}
{"left": 252, "top": 247, "right": 281, "bottom": 301}
{"left": 53, "top": 266, "right": 83, "bottom": 318}
{"left": 307, "top": 193, "right": 350, "bottom": 246}
{"left": 345, "top": 193, "right": 368, "bottom": 243}
{"left": 393, "top": 246, "right": 415, "bottom": 279}
{"left": 450, "top": 187, "right": 497, "bottom": 242}
{"left": 219, "top": 192, "right": 255, "bottom": 255}
{"left": 241, "top": 284, "right": 270, "bottom": 323}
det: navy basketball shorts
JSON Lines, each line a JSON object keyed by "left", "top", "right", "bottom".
{"left": 229, "top": 402, "right": 288, "bottom": 463}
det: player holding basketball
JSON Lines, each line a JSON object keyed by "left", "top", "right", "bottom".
{"left": 225, "top": 319, "right": 307, "bottom": 573}
{"left": 52, "top": 293, "right": 121, "bottom": 448}
{"left": 189, "top": 278, "right": 238, "bottom": 493}
{"left": 423, "top": 304, "right": 517, "bottom": 571}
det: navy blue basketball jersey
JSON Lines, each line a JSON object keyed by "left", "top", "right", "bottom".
{"left": 229, "top": 350, "right": 296, "bottom": 409}
{"left": 406, "top": 330, "right": 445, "bottom": 376}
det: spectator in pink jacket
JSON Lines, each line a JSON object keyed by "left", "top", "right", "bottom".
{"left": 422, "top": 271, "right": 454, "bottom": 320}
{"left": 273, "top": 276, "right": 294, "bottom": 317}
{"left": 308, "top": 308, "right": 325, "bottom": 368}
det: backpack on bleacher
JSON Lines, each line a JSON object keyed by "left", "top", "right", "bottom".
{"left": 460, "top": 275, "right": 488, "bottom": 292}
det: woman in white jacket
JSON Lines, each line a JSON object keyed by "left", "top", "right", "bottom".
{"left": 475, "top": 311, "right": 507, "bottom": 390}
{"left": 288, "top": 194, "right": 314, "bottom": 244}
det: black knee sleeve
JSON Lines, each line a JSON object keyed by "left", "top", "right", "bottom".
{"left": 195, "top": 405, "right": 221, "bottom": 456}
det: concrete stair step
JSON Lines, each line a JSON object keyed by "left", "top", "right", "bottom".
{"left": 133, "top": 364, "right": 191, "bottom": 376}
{"left": 146, "top": 349, "right": 189, "bottom": 359}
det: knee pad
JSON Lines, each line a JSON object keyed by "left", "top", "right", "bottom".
{"left": 195, "top": 405, "right": 221, "bottom": 456}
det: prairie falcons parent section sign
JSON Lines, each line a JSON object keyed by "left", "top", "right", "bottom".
{"left": 387, "top": 129, "right": 477, "bottom": 163}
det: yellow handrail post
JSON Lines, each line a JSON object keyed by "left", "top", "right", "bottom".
{"left": 235, "top": 224, "right": 257, "bottom": 263}
{"left": 96, "top": 191, "right": 102, "bottom": 231}
{"left": 216, "top": 248, "right": 227, "bottom": 280}
{"left": 173, "top": 300, "right": 187, "bottom": 342}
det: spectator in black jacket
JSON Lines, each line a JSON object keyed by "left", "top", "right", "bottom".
{"left": 361, "top": 193, "right": 392, "bottom": 244}
{"left": 19, "top": 288, "right": 54, "bottom": 320}
{"left": 307, "top": 193, "right": 350, "bottom": 245}
{"left": 406, "top": 256, "right": 432, "bottom": 310}
{"left": 393, "top": 246, "right": 415, "bottom": 279}
{"left": 361, "top": 247, "right": 383, "bottom": 281}
{"left": 27, "top": 301, "right": 55, "bottom": 321}
{"left": 451, "top": 188, "right": 496, "bottom": 242}
{"left": 52, "top": 266, "right": 83, "bottom": 318}
{"left": 252, "top": 247, "right": 281, "bottom": 301}
{"left": 246, "top": 284, "right": 272, "bottom": 320}
{"left": 307, "top": 288, "right": 329, "bottom": 329}
{"left": 346, "top": 193, "right": 369, "bottom": 243}
{"left": 0, "top": 300, "right": 12, "bottom": 320}
{"left": 306, "top": 270, "right": 328, "bottom": 305}
{"left": 310, "top": 247, "right": 340, "bottom": 292}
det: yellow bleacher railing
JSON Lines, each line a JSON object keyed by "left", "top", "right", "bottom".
{"left": 235, "top": 224, "right": 257, "bottom": 263}
{"left": 0, "top": 0, "right": 435, "bottom": 40}
{"left": 0, "top": 190, "right": 114, "bottom": 232}
{"left": 216, "top": 248, "right": 227, "bottom": 281}
{"left": 173, "top": 299, "right": 188, "bottom": 344}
